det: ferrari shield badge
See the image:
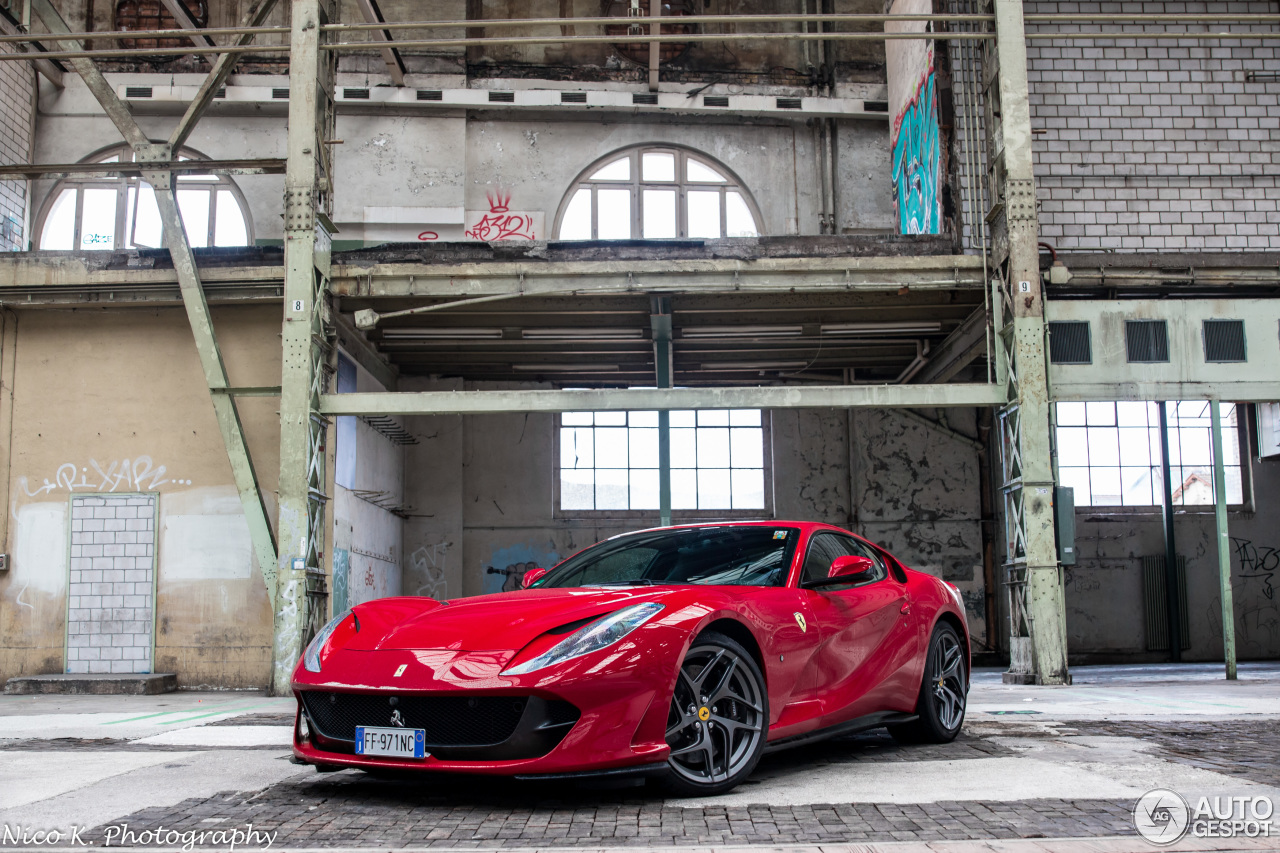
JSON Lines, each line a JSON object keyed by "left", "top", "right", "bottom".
{"left": 794, "top": 612, "right": 807, "bottom": 633}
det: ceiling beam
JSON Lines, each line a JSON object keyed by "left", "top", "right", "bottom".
{"left": 157, "top": 0, "right": 220, "bottom": 66}
{"left": 911, "top": 306, "right": 989, "bottom": 384}
{"left": 351, "top": 0, "right": 406, "bottom": 86}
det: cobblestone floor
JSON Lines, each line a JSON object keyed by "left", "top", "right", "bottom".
{"left": 20, "top": 717, "right": 1278, "bottom": 848}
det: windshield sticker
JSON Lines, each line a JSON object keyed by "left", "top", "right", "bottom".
{"left": 774, "top": 530, "right": 788, "bottom": 540}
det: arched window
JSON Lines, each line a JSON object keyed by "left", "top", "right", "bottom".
{"left": 555, "top": 146, "right": 762, "bottom": 241}
{"left": 37, "top": 145, "right": 253, "bottom": 251}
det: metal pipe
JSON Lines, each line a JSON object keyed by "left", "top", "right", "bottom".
{"left": 1157, "top": 401, "right": 1183, "bottom": 663}
{"left": 1210, "top": 401, "right": 1237, "bottom": 680}
{"left": 652, "top": 296, "right": 673, "bottom": 528}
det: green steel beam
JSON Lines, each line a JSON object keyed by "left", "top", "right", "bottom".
{"left": 32, "top": 0, "right": 281, "bottom": 611}
{"left": 992, "top": 0, "right": 1069, "bottom": 685}
{"left": 318, "top": 384, "right": 1006, "bottom": 417}
{"left": 1210, "top": 401, "right": 1238, "bottom": 680}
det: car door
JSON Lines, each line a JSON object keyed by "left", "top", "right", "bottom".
{"left": 797, "top": 532, "right": 919, "bottom": 723}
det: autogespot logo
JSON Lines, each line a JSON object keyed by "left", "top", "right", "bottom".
{"left": 1134, "top": 789, "right": 1190, "bottom": 845}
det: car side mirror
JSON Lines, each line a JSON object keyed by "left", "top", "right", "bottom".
{"left": 828, "top": 555, "right": 875, "bottom": 582}
{"left": 521, "top": 567, "right": 548, "bottom": 589}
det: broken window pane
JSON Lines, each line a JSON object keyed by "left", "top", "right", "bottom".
{"left": 130, "top": 184, "right": 162, "bottom": 249}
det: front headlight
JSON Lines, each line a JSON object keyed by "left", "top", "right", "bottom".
{"left": 302, "top": 609, "right": 352, "bottom": 673}
{"left": 502, "top": 602, "right": 664, "bottom": 676}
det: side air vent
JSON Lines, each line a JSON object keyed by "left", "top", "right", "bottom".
{"left": 416, "top": 89, "right": 442, "bottom": 101}
{"left": 272, "top": 88, "right": 289, "bottom": 99}
{"left": 1125, "top": 320, "right": 1170, "bottom": 363}
{"left": 125, "top": 87, "right": 153, "bottom": 99}
{"left": 215, "top": 87, "right": 226, "bottom": 99}
{"left": 1203, "top": 319, "right": 1246, "bottom": 363}
{"left": 704, "top": 95, "right": 730, "bottom": 107}
{"left": 488, "top": 91, "right": 515, "bottom": 103}
{"left": 632, "top": 93, "right": 658, "bottom": 105}
{"left": 343, "top": 88, "right": 370, "bottom": 99}
{"left": 864, "top": 100, "right": 889, "bottom": 112}
{"left": 776, "top": 97, "right": 802, "bottom": 110}
{"left": 560, "top": 91, "right": 587, "bottom": 104}
{"left": 1048, "top": 321, "right": 1092, "bottom": 365}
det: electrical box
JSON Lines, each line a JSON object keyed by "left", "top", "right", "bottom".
{"left": 1259, "top": 402, "right": 1280, "bottom": 459}
{"left": 0, "top": 553, "right": 8, "bottom": 572}
{"left": 1054, "top": 486, "right": 1076, "bottom": 566}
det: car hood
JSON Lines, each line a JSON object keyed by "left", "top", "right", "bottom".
{"left": 345, "top": 587, "right": 684, "bottom": 652}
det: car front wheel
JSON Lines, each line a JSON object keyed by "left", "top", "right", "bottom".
{"left": 663, "top": 631, "right": 768, "bottom": 796}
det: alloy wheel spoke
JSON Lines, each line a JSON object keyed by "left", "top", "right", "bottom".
{"left": 694, "top": 649, "right": 727, "bottom": 691}
{"left": 706, "top": 655, "right": 740, "bottom": 704}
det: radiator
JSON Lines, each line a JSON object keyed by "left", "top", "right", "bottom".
{"left": 1142, "top": 555, "right": 1190, "bottom": 651}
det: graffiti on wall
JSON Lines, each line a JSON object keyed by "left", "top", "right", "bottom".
{"left": 464, "top": 191, "right": 539, "bottom": 242}
{"left": 891, "top": 61, "right": 942, "bottom": 236}
{"left": 411, "top": 542, "right": 449, "bottom": 600}
{"left": 19, "top": 457, "right": 189, "bottom": 497}
{"left": 1234, "top": 537, "right": 1278, "bottom": 600}
{"left": 483, "top": 544, "right": 561, "bottom": 594}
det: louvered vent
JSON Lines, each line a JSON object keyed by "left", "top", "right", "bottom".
{"left": 632, "top": 93, "right": 658, "bottom": 105}
{"left": 215, "top": 87, "right": 226, "bottom": 99}
{"left": 864, "top": 100, "right": 889, "bottom": 112}
{"left": 776, "top": 97, "right": 802, "bottom": 110}
{"left": 1048, "top": 321, "right": 1092, "bottom": 364}
{"left": 343, "top": 88, "right": 370, "bottom": 100}
{"left": 1125, "top": 320, "right": 1170, "bottom": 363}
{"left": 561, "top": 91, "right": 587, "bottom": 104}
{"left": 1142, "top": 555, "right": 1189, "bottom": 651}
{"left": 1203, "top": 319, "right": 1246, "bottom": 363}
{"left": 125, "top": 87, "right": 153, "bottom": 99}
{"left": 488, "top": 91, "right": 515, "bottom": 103}
{"left": 416, "top": 89, "right": 442, "bottom": 101}
{"left": 704, "top": 95, "right": 729, "bottom": 107}
{"left": 272, "top": 88, "right": 289, "bottom": 99}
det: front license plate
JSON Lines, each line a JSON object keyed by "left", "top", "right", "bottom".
{"left": 354, "top": 726, "right": 427, "bottom": 759}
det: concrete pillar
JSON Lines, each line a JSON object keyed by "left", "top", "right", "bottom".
{"left": 988, "top": 0, "right": 1069, "bottom": 685}
{"left": 271, "top": 0, "right": 337, "bottom": 695}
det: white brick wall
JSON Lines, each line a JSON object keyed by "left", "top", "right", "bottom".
{"left": 66, "top": 495, "right": 157, "bottom": 675}
{"left": 0, "top": 29, "right": 35, "bottom": 252}
{"left": 1025, "top": 2, "right": 1280, "bottom": 252}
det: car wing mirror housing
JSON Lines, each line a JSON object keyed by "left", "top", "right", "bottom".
{"left": 827, "top": 555, "right": 875, "bottom": 582}
{"left": 521, "top": 567, "right": 548, "bottom": 589}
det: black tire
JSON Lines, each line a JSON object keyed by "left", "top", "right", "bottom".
{"left": 662, "top": 631, "right": 769, "bottom": 796}
{"left": 888, "top": 621, "right": 967, "bottom": 745}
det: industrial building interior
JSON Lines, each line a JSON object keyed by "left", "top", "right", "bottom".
{"left": 0, "top": 1, "right": 1278, "bottom": 849}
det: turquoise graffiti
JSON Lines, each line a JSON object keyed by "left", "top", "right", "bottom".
{"left": 483, "top": 544, "right": 561, "bottom": 594}
{"left": 891, "top": 71, "right": 941, "bottom": 235}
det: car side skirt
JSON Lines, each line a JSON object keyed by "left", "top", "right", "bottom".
{"left": 763, "top": 710, "right": 919, "bottom": 754}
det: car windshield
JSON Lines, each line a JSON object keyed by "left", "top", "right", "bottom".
{"left": 534, "top": 526, "right": 800, "bottom": 588}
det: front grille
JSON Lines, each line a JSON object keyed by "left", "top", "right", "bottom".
{"left": 302, "top": 691, "right": 526, "bottom": 746}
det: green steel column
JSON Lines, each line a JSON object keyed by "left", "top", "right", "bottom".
{"left": 991, "top": 0, "right": 1069, "bottom": 685}
{"left": 1210, "top": 401, "right": 1238, "bottom": 680}
{"left": 651, "top": 296, "right": 673, "bottom": 527}
{"left": 271, "top": 0, "right": 336, "bottom": 695}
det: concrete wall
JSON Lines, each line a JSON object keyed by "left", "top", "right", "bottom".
{"left": 885, "top": 0, "right": 942, "bottom": 236}
{"left": 1026, "top": 1, "right": 1280, "bottom": 252}
{"left": 1068, "top": 442, "right": 1280, "bottom": 661}
{"left": 0, "top": 306, "right": 282, "bottom": 687}
{"left": 399, "top": 382, "right": 994, "bottom": 646}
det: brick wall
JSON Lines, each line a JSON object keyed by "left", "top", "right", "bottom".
{"left": 1025, "top": 2, "right": 1280, "bottom": 252}
{"left": 66, "top": 495, "right": 158, "bottom": 675}
{"left": 0, "top": 28, "right": 35, "bottom": 252}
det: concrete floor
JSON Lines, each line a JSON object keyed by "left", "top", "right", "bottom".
{"left": 0, "top": 663, "right": 1277, "bottom": 852}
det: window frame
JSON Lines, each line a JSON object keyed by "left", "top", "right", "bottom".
{"left": 1054, "top": 401, "right": 1254, "bottom": 515}
{"left": 799, "top": 531, "right": 890, "bottom": 590}
{"left": 553, "top": 409, "right": 774, "bottom": 521}
{"left": 34, "top": 143, "right": 255, "bottom": 252}
{"left": 552, "top": 144, "right": 765, "bottom": 241}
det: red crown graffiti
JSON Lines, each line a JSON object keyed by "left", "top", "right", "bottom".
{"left": 486, "top": 190, "right": 512, "bottom": 213}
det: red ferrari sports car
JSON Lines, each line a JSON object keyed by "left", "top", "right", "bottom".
{"left": 291, "top": 521, "right": 970, "bottom": 795}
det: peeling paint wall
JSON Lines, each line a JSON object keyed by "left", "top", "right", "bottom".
{"left": 1067, "top": 450, "right": 1280, "bottom": 661}
{"left": 0, "top": 307, "right": 282, "bottom": 687}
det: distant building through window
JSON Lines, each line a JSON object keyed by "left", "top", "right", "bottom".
{"left": 37, "top": 145, "right": 252, "bottom": 252}
{"left": 555, "top": 146, "right": 762, "bottom": 241}
{"left": 1055, "top": 401, "right": 1243, "bottom": 507}
{"left": 560, "top": 409, "right": 766, "bottom": 511}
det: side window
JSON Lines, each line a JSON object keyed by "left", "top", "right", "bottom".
{"left": 800, "top": 533, "right": 848, "bottom": 586}
{"left": 801, "top": 533, "right": 888, "bottom": 588}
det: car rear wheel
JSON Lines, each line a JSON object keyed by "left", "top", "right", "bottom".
{"left": 889, "top": 621, "right": 967, "bottom": 744}
{"left": 663, "top": 631, "right": 768, "bottom": 796}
